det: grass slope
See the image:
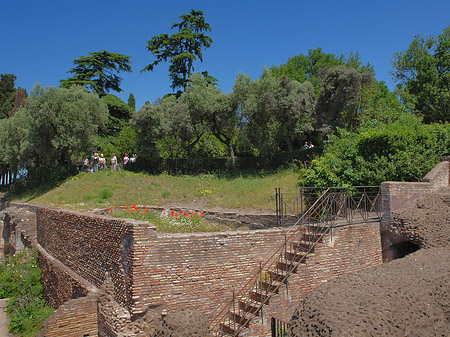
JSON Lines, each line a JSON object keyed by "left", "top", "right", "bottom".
{"left": 25, "top": 169, "right": 298, "bottom": 212}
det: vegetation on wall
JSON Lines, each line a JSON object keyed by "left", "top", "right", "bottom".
{"left": 0, "top": 248, "right": 54, "bottom": 336}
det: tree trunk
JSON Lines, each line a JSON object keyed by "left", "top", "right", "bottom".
{"left": 285, "top": 136, "right": 294, "bottom": 155}
{"left": 227, "top": 142, "right": 236, "bottom": 169}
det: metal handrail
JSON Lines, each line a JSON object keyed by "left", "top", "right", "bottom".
{"left": 211, "top": 186, "right": 381, "bottom": 336}
{"left": 210, "top": 188, "right": 332, "bottom": 335}
{"left": 276, "top": 186, "right": 381, "bottom": 226}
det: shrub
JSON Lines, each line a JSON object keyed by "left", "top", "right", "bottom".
{"left": 299, "top": 116, "right": 450, "bottom": 187}
{"left": 0, "top": 248, "right": 54, "bottom": 336}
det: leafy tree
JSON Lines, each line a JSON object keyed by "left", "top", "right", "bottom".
{"left": 142, "top": 9, "right": 213, "bottom": 93}
{"left": 127, "top": 93, "right": 136, "bottom": 111}
{"left": 358, "top": 81, "right": 406, "bottom": 125}
{"left": 182, "top": 73, "right": 239, "bottom": 166}
{"left": 270, "top": 48, "right": 343, "bottom": 93}
{"left": 11, "top": 87, "right": 27, "bottom": 115}
{"left": 1, "top": 85, "right": 109, "bottom": 173}
{"left": 238, "top": 71, "right": 315, "bottom": 159}
{"left": 0, "top": 74, "right": 17, "bottom": 118}
{"left": 270, "top": 48, "right": 372, "bottom": 96}
{"left": 269, "top": 76, "right": 315, "bottom": 154}
{"left": 299, "top": 114, "right": 450, "bottom": 187}
{"left": 99, "top": 125, "right": 137, "bottom": 162}
{"left": 60, "top": 50, "right": 132, "bottom": 97}
{"left": 0, "top": 106, "right": 31, "bottom": 172}
{"left": 101, "top": 94, "right": 133, "bottom": 136}
{"left": 391, "top": 24, "right": 450, "bottom": 123}
{"left": 315, "top": 65, "right": 373, "bottom": 133}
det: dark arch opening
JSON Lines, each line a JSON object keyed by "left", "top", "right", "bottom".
{"left": 390, "top": 240, "right": 420, "bottom": 260}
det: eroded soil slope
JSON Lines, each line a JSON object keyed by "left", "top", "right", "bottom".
{"left": 288, "top": 189, "right": 450, "bottom": 336}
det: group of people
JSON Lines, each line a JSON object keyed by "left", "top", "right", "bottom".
{"left": 77, "top": 153, "right": 137, "bottom": 173}
{"left": 301, "top": 141, "right": 315, "bottom": 150}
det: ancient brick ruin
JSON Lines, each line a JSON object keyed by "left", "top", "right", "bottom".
{"left": 1, "top": 160, "right": 449, "bottom": 336}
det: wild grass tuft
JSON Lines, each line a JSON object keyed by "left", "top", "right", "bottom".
{"left": 0, "top": 248, "right": 54, "bottom": 336}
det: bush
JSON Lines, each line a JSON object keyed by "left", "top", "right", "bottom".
{"left": 0, "top": 248, "right": 54, "bottom": 336}
{"left": 299, "top": 116, "right": 450, "bottom": 187}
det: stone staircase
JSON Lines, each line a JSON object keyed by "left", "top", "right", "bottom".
{"left": 211, "top": 185, "right": 383, "bottom": 336}
{"left": 215, "top": 225, "right": 329, "bottom": 336}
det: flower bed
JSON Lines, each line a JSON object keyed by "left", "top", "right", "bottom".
{"left": 109, "top": 205, "right": 219, "bottom": 232}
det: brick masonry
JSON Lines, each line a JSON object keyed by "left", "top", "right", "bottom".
{"left": 380, "top": 161, "right": 450, "bottom": 230}
{"left": 220, "top": 222, "right": 383, "bottom": 336}
{"left": 33, "top": 205, "right": 154, "bottom": 313}
{"left": 380, "top": 160, "right": 450, "bottom": 261}
{"left": 37, "top": 295, "right": 98, "bottom": 337}
{"left": 6, "top": 202, "right": 383, "bottom": 336}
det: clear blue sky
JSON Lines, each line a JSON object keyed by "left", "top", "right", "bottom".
{"left": 1, "top": 0, "right": 450, "bottom": 109}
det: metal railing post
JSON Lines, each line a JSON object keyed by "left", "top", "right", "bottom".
{"left": 300, "top": 186, "right": 304, "bottom": 215}
{"left": 275, "top": 188, "right": 280, "bottom": 226}
{"left": 259, "top": 262, "right": 264, "bottom": 324}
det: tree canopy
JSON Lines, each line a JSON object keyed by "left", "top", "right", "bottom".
{"left": 60, "top": 50, "right": 132, "bottom": 97}
{"left": 299, "top": 114, "right": 450, "bottom": 187}
{"left": 391, "top": 24, "right": 450, "bottom": 123}
{"left": 0, "top": 74, "right": 17, "bottom": 118}
{"left": 0, "top": 85, "right": 108, "bottom": 173}
{"left": 142, "top": 9, "right": 213, "bottom": 94}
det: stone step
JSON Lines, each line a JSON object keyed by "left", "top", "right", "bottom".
{"left": 271, "top": 271, "right": 288, "bottom": 284}
{"left": 219, "top": 322, "right": 236, "bottom": 336}
{"left": 228, "top": 312, "right": 250, "bottom": 328}
{"left": 301, "top": 232, "right": 324, "bottom": 242}
{"left": 286, "top": 251, "right": 309, "bottom": 263}
{"left": 292, "top": 240, "right": 314, "bottom": 252}
{"left": 260, "top": 281, "right": 280, "bottom": 294}
{"left": 249, "top": 290, "right": 270, "bottom": 304}
{"left": 238, "top": 300, "right": 261, "bottom": 316}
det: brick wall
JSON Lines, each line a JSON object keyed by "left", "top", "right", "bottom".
{"left": 34, "top": 206, "right": 154, "bottom": 313}
{"left": 21, "top": 203, "right": 382, "bottom": 336}
{"left": 0, "top": 193, "right": 5, "bottom": 211}
{"left": 242, "top": 222, "right": 383, "bottom": 335}
{"left": 136, "top": 229, "right": 290, "bottom": 318}
{"left": 38, "top": 295, "right": 98, "bottom": 337}
{"left": 381, "top": 161, "right": 449, "bottom": 229}
{"left": 268, "top": 222, "right": 382, "bottom": 317}
{"left": 37, "top": 245, "right": 95, "bottom": 308}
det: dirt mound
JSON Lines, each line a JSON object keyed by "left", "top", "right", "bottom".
{"left": 288, "top": 188, "right": 450, "bottom": 336}
{"left": 121, "top": 309, "right": 212, "bottom": 337}
{"left": 288, "top": 248, "right": 450, "bottom": 336}
{"left": 392, "top": 189, "right": 450, "bottom": 249}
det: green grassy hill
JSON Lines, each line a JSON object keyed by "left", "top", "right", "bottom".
{"left": 22, "top": 169, "right": 298, "bottom": 212}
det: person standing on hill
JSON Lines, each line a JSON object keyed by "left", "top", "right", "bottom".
{"left": 111, "top": 154, "right": 118, "bottom": 171}
{"left": 99, "top": 154, "right": 106, "bottom": 170}
{"left": 82, "top": 155, "right": 89, "bottom": 172}
{"left": 123, "top": 154, "right": 129, "bottom": 167}
{"left": 92, "top": 152, "right": 99, "bottom": 172}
